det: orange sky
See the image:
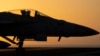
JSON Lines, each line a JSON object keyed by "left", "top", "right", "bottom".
{"left": 0, "top": 0, "right": 100, "bottom": 47}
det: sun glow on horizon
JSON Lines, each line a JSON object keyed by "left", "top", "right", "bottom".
{"left": 0, "top": 0, "right": 99, "bottom": 47}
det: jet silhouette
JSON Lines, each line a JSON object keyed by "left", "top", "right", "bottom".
{"left": 0, "top": 9, "right": 99, "bottom": 48}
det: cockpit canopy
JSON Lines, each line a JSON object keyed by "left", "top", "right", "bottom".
{"left": 6, "top": 9, "right": 49, "bottom": 17}
{"left": 0, "top": 9, "right": 56, "bottom": 24}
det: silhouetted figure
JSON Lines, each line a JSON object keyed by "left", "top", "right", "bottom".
{"left": 26, "top": 10, "right": 30, "bottom": 16}
{"left": 35, "top": 11, "right": 39, "bottom": 17}
{"left": 16, "top": 36, "right": 25, "bottom": 48}
{"left": 21, "top": 10, "right": 31, "bottom": 16}
{"left": 21, "top": 10, "right": 26, "bottom": 16}
{"left": 15, "top": 36, "right": 25, "bottom": 56}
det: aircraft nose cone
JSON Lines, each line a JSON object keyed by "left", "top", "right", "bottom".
{"left": 85, "top": 28, "right": 99, "bottom": 36}
{"left": 75, "top": 27, "right": 99, "bottom": 36}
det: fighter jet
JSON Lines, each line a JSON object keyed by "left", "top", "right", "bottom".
{"left": 0, "top": 9, "right": 99, "bottom": 48}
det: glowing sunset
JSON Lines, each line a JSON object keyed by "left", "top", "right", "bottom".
{"left": 0, "top": 0, "right": 99, "bottom": 48}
